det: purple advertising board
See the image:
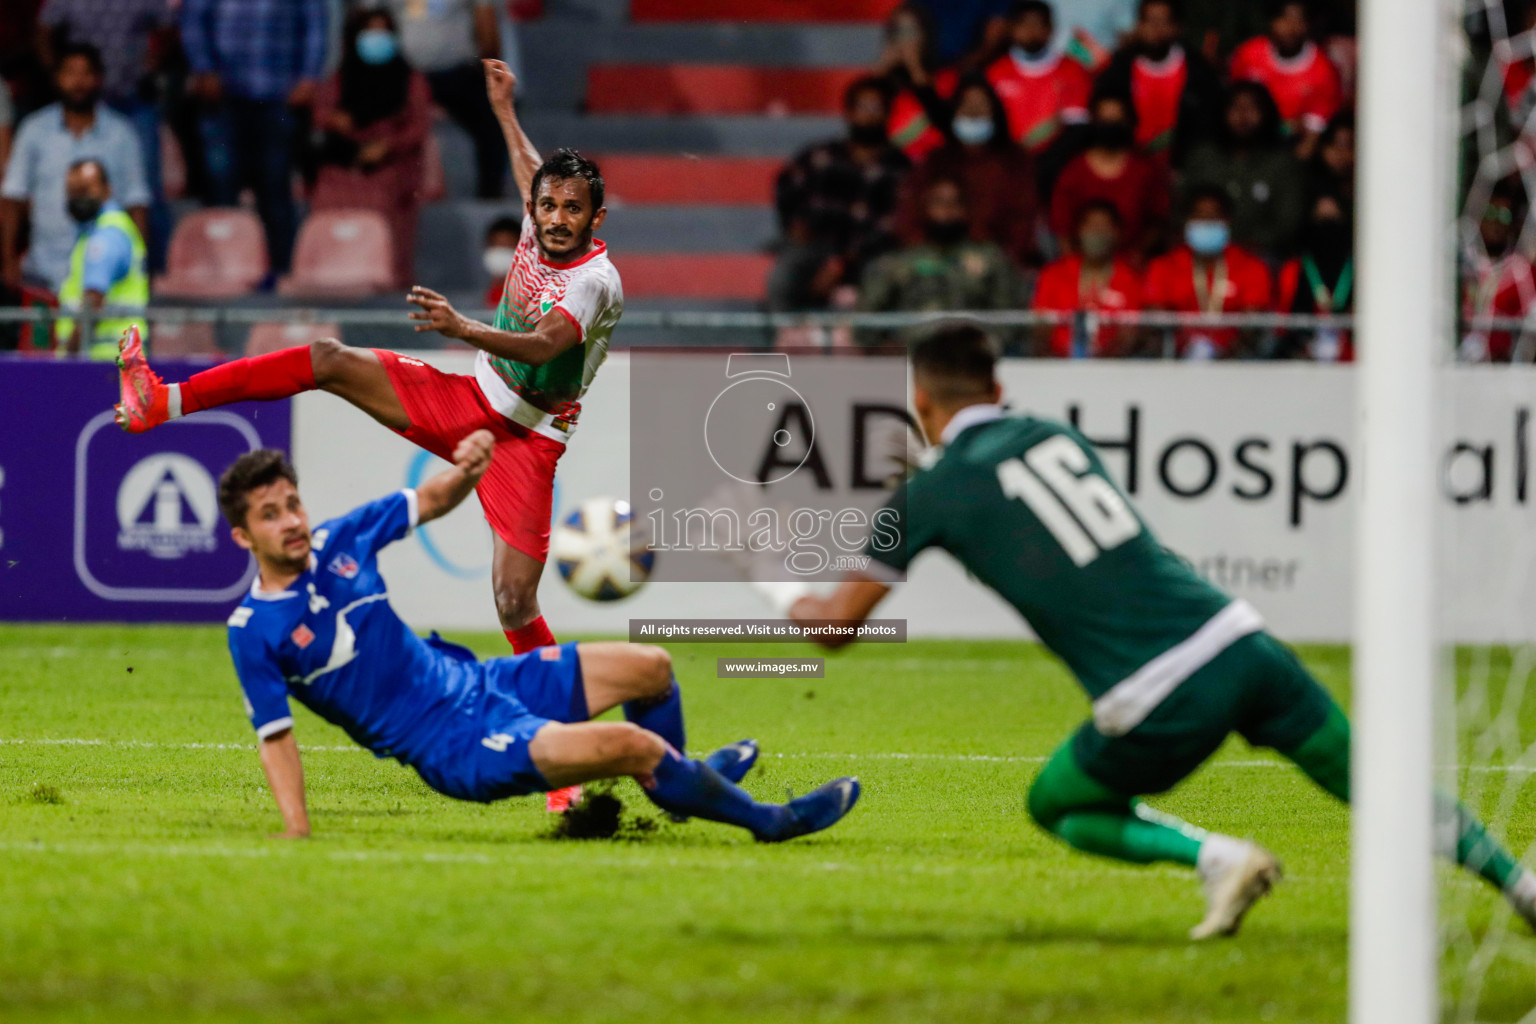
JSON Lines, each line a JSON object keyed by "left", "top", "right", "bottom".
{"left": 0, "top": 358, "right": 291, "bottom": 622}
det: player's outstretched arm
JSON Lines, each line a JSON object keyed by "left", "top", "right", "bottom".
{"left": 407, "top": 287, "right": 580, "bottom": 366}
{"left": 416, "top": 429, "right": 495, "bottom": 524}
{"left": 790, "top": 576, "right": 892, "bottom": 651}
{"left": 259, "top": 728, "right": 311, "bottom": 838}
{"left": 483, "top": 59, "right": 540, "bottom": 205}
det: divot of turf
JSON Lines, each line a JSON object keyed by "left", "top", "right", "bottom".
{"left": 545, "top": 781, "right": 660, "bottom": 841}
{"left": 27, "top": 783, "right": 63, "bottom": 805}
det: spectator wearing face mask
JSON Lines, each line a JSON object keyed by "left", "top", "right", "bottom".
{"left": 1032, "top": 199, "right": 1142, "bottom": 357}
{"left": 1230, "top": 0, "right": 1341, "bottom": 159}
{"left": 1459, "top": 185, "right": 1536, "bottom": 363}
{"left": 481, "top": 214, "right": 519, "bottom": 308}
{"left": 880, "top": 4, "right": 959, "bottom": 162}
{"left": 1144, "top": 186, "right": 1272, "bottom": 358}
{"left": 895, "top": 75, "right": 1039, "bottom": 268}
{"left": 1094, "top": 0, "right": 1222, "bottom": 167}
{"left": 857, "top": 176, "right": 1023, "bottom": 347}
{"left": 984, "top": 1, "right": 1091, "bottom": 157}
{"left": 1275, "top": 192, "right": 1353, "bottom": 361}
{"left": 770, "top": 77, "right": 911, "bottom": 311}
{"left": 54, "top": 157, "right": 148, "bottom": 358}
{"left": 1181, "top": 81, "right": 1306, "bottom": 263}
{"left": 1048, "top": 93, "right": 1169, "bottom": 263}
{"left": 310, "top": 8, "right": 432, "bottom": 288}
{"left": 0, "top": 43, "right": 149, "bottom": 292}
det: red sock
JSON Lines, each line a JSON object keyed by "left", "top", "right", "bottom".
{"left": 505, "top": 616, "right": 556, "bottom": 653}
{"left": 181, "top": 346, "right": 318, "bottom": 414}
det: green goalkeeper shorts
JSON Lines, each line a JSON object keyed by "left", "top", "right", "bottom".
{"left": 1069, "top": 631, "right": 1340, "bottom": 797}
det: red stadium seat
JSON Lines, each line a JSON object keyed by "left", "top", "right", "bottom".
{"left": 245, "top": 322, "right": 343, "bottom": 357}
{"left": 154, "top": 209, "right": 269, "bottom": 299}
{"left": 420, "top": 130, "right": 447, "bottom": 203}
{"left": 148, "top": 321, "right": 222, "bottom": 358}
{"left": 596, "top": 154, "right": 779, "bottom": 205}
{"left": 161, "top": 124, "right": 186, "bottom": 201}
{"left": 612, "top": 253, "right": 773, "bottom": 300}
{"left": 277, "top": 211, "right": 394, "bottom": 298}
{"left": 631, "top": 0, "right": 896, "bottom": 20}
{"left": 586, "top": 64, "right": 866, "bottom": 115}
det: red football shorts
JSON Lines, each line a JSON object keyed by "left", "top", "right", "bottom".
{"left": 376, "top": 349, "right": 564, "bottom": 562}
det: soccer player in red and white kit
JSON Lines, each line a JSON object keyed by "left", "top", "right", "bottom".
{"left": 114, "top": 61, "right": 624, "bottom": 806}
{"left": 1229, "top": 0, "right": 1341, "bottom": 159}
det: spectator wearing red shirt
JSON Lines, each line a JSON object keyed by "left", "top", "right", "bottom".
{"left": 1049, "top": 93, "right": 1170, "bottom": 263}
{"left": 1033, "top": 199, "right": 1143, "bottom": 356}
{"left": 1460, "top": 186, "right": 1536, "bottom": 363}
{"left": 895, "top": 75, "right": 1040, "bottom": 267}
{"left": 880, "top": 4, "right": 960, "bottom": 162}
{"left": 1094, "top": 0, "right": 1223, "bottom": 167}
{"left": 1229, "top": 0, "right": 1342, "bottom": 159}
{"left": 1275, "top": 192, "right": 1353, "bottom": 361}
{"left": 1181, "top": 81, "right": 1306, "bottom": 262}
{"left": 1144, "top": 186, "right": 1272, "bottom": 358}
{"left": 985, "top": 1, "right": 1091, "bottom": 156}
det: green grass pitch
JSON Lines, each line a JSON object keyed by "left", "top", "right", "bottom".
{"left": 3, "top": 624, "right": 1534, "bottom": 1023}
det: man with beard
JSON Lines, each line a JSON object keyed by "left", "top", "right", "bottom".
{"left": 1093, "top": 0, "right": 1223, "bottom": 167}
{"left": 857, "top": 176, "right": 1022, "bottom": 348}
{"left": 0, "top": 43, "right": 149, "bottom": 291}
{"left": 113, "top": 63, "right": 623, "bottom": 821}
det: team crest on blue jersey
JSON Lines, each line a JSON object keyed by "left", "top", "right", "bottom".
{"left": 328, "top": 553, "right": 360, "bottom": 579}
{"left": 539, "top": 646, "right": 562, "bottom": 661}
{"left": 291, "top": 624, "right": 315, "bottom": 649}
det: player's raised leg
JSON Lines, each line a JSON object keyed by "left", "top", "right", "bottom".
{"left": 576, "top": 641, "right": 758, "bottom": 784}
{"left": 114, "top": 327, "right": 409, "bottom": 433}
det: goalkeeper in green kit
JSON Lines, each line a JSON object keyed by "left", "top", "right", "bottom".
{"left": 777, "top": 323, "right": 1536, "bottom": 939}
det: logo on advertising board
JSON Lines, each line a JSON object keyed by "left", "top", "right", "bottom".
{"left": 74, "top": 410, "right": 263, "bottom": 603}
{"left": 115, "top": 453, "right": 219, "bottom": 559}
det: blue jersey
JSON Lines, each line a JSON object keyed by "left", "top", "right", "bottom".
{"left": 226, "top": 490, "right": 485, "bottom": 775}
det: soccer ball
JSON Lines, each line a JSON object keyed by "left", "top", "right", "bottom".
{"left": 552, "top": 496, "right": 655, "bottom": 601}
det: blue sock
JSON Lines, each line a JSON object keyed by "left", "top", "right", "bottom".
{"left": 625, "top": 677, "right": 686, "bottom": 751}
{"left": 642, "top": 748, "right": 783, "bottom": 836}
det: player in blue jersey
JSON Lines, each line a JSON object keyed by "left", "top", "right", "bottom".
{"left": 218, "top": 430, "right": 860, "bottom": 840}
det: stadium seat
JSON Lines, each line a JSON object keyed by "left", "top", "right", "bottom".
{"left": 630, "top": 0, "right": 893, "bottom": 20}
{"left": 612, "top": 253, "right": 773, "bottom": 300}
{"left": 420, "top": 130, "right": 447, "bottom": 203}
{"left": 597, "top": 154, "right": 779, "bottom": 205}
{"left": 148, "top": 321, "right": 222, "bottom": 359}
{"left": 277, "top": 211, "right": 395, "bottom": 298}
{"left": 245, "top": 322, "right": 342, "bottom": 357}
{"left": 154, "top": 209, "right": 269, "bottom": 299}
{"left": 161, "top": 124, "right": 186, "bottom": 201}
{"left": 587, "top": 64, "right": 866, "bottom": 115}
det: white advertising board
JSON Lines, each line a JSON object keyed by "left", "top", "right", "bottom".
{"left": 293, "top": 355, "right": 1536, "bottom": 643}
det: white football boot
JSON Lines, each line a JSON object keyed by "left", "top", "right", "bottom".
{"left": 1190, "top": 837, "right": 1283, "bottom": 940}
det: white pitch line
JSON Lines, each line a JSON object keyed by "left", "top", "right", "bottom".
{"left": 3, "top": 736, "right": 1534, "bottom": 773}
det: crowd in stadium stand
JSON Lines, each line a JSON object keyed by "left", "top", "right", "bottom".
{"left": 0, "top": 0, "right": 1530, "bottom": 360}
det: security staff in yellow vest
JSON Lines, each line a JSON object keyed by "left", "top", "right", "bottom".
{"left": 56, "top": 158, "right": 148, "bottom": 359}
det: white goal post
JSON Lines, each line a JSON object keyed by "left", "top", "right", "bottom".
{"left": 1352, "top": 0, "right": 1455, "bottom": 1017}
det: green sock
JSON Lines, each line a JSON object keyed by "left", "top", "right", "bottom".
{"left": 1282, "top": 705, "right": 1524, "bottom": 892}
{"left": 1028, "top": 737, "right": 1204, "bottom": 868}
{"left": 1440, "top": 795, "right": 1524, "bottom": 891}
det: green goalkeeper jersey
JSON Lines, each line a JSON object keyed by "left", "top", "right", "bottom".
{"left": 866, "top": 406, "right": 1260, "bottom": 734}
